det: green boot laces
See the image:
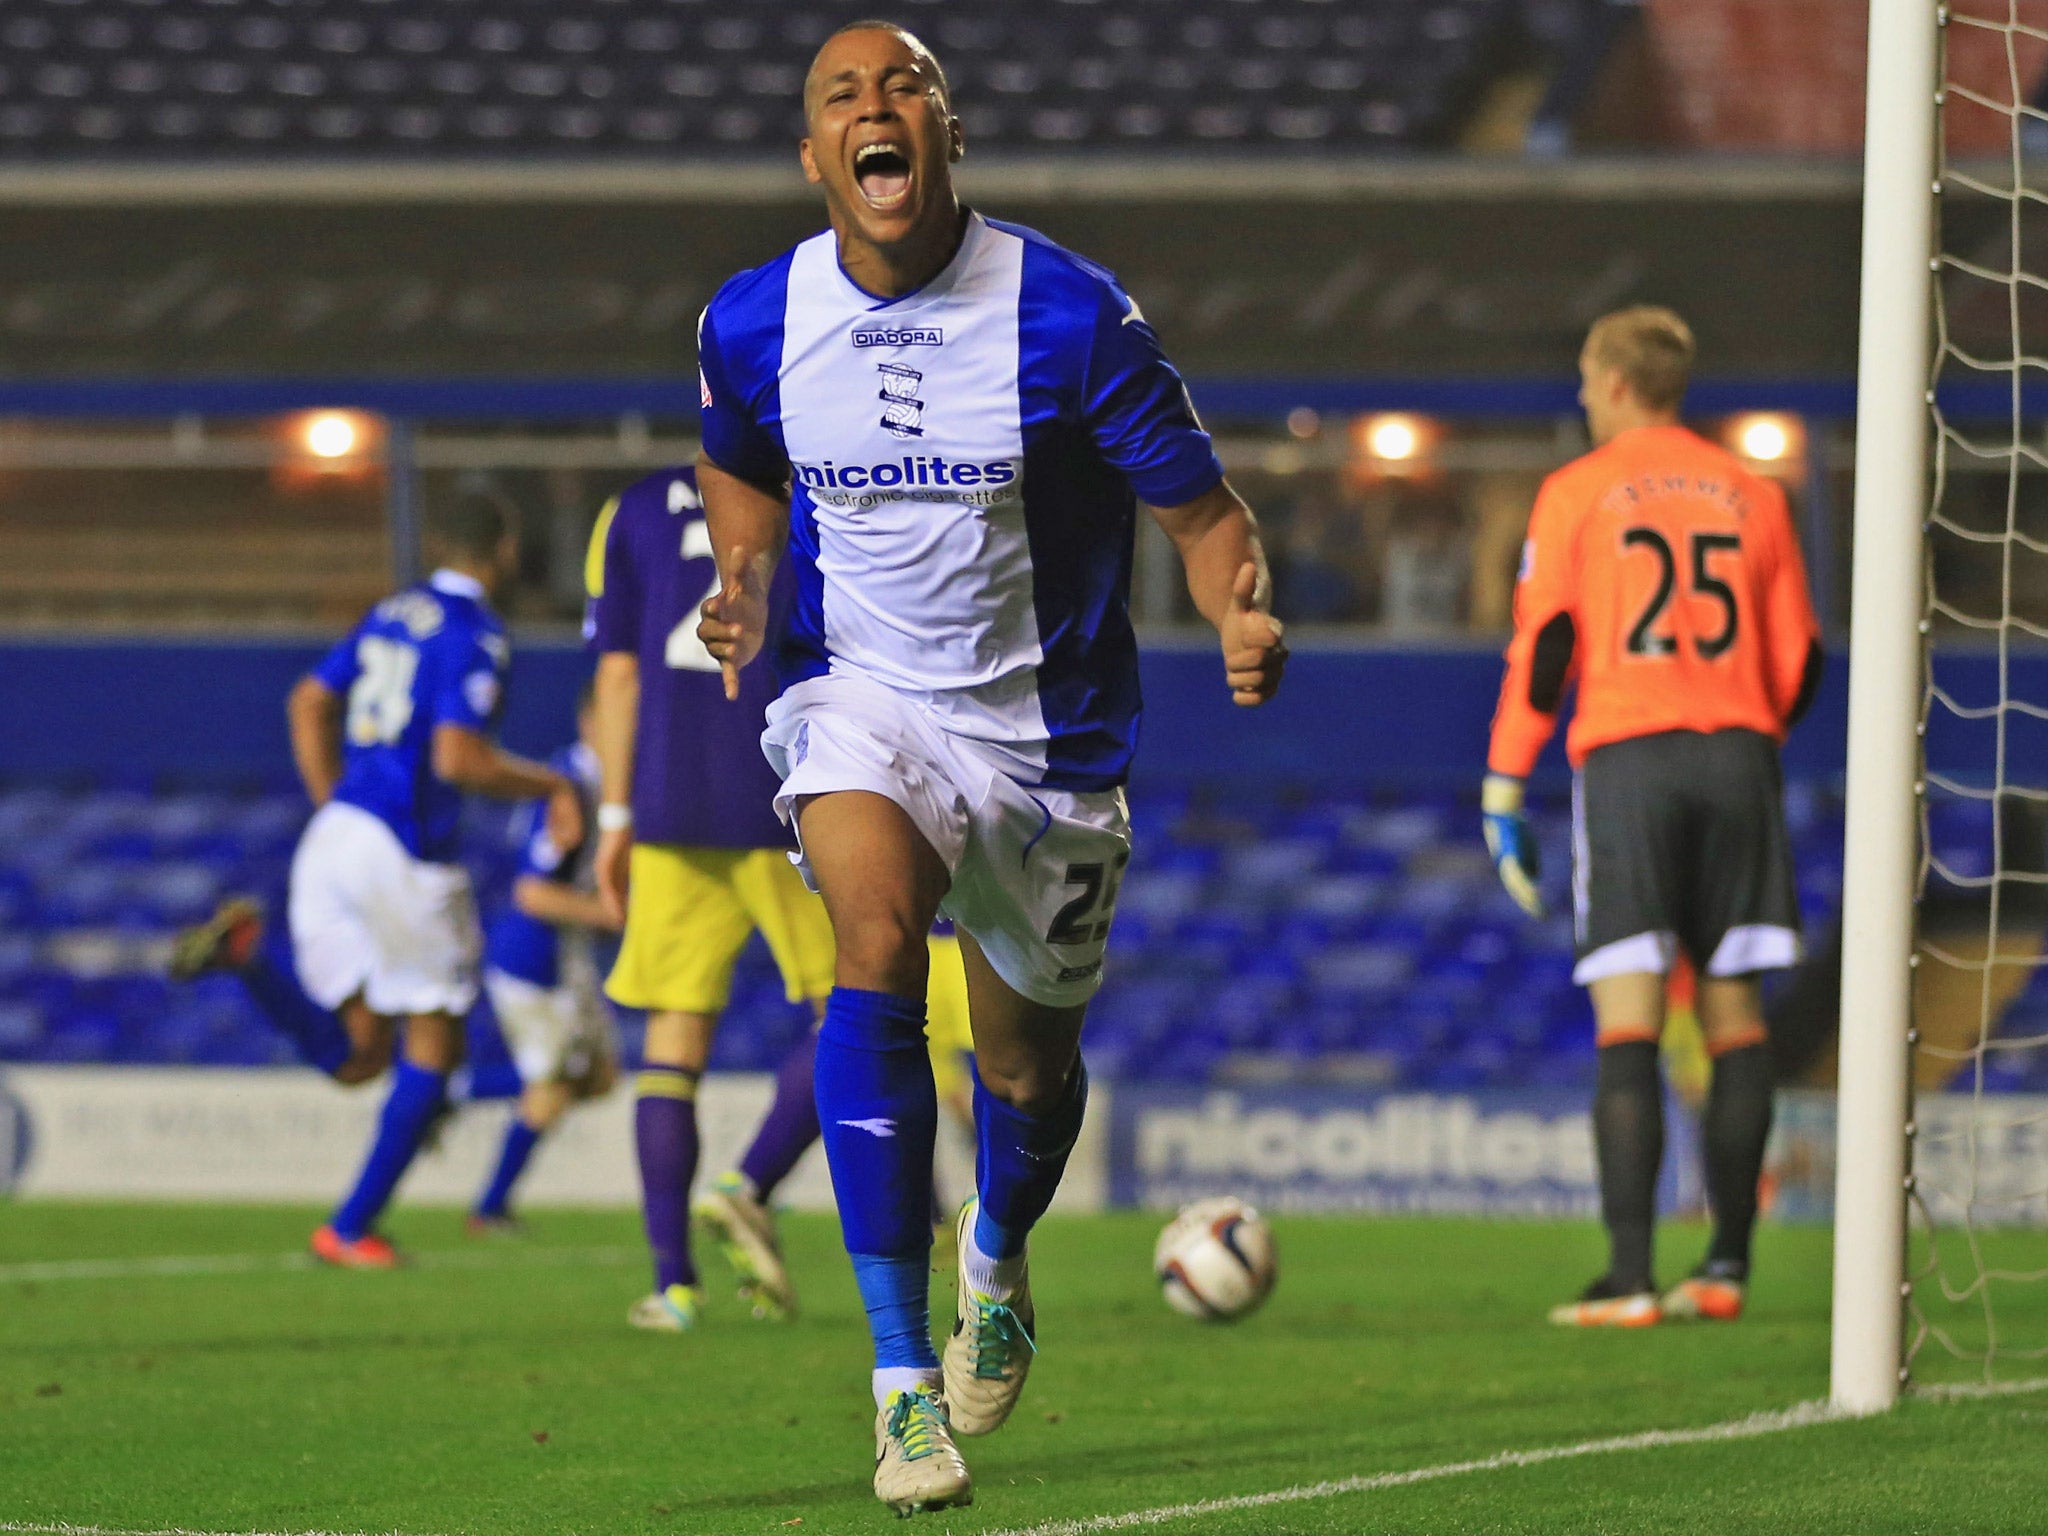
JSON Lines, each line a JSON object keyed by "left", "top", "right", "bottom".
{"left": 968, "top": 1299, "right": 1037, "bottom": 1381}
{"left": 885, "top": 1388, "right": 947, "bottom": 1462}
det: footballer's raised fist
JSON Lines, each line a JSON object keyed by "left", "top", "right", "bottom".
{"left": 698, "top": 545, "right": 769, "bottom": 702}
{"left": 1222, "top": 560, "right": 1287, "bottom": 707}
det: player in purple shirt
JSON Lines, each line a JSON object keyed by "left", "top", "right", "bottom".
{"left": 584, "top": 466, "right": 838, "bottom": 1330}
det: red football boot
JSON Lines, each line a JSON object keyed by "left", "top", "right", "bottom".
{"left": 310, "top": 1225, "right": 400, "bottom": 1269}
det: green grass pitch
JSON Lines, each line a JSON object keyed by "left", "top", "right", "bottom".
{"left": 3, "top": 1204, "right": 2046, "bottom": 1535}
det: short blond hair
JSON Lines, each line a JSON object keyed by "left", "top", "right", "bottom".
{"left": 1584, "top": 306, "right": 1695, "bottom": 412}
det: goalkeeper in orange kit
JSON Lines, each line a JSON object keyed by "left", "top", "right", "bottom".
{"left": 1482, "top": 307, "right": 1821, "bottom": 1327}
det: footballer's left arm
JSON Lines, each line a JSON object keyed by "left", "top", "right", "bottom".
{"left": 1150, "top": 481, "right": 1286, "bottom": 706}
{"left": 431, "top": 727, "right": 583, "bottom": 848}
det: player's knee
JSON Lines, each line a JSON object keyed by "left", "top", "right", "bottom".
{"left": 830, "top": 907, "right": 930, "bottom": 995}
{"left": 975, "top": 1054, "right": 1070, "bottom": 1118}
{"left": 1594, "top": 1025, "right": 1661, "bottom": 1051}
{"left": 1704, "top": 1019, "right": 1770, "bottom": 1058}
{"left": 521, "top": 1083, "right": 571, "bottom": 1130}
{"left": 1697, "top": 980, "right": 1769, "bottom": 1056}
{"left": 403, "top": 1014, "right": 464, "bottom": 1074}
{"left": 332, "top": 1040, "right": 392, "bottom": 1086}
{"left": 644, "top": 1010, "right": 714, "bottom": 1071}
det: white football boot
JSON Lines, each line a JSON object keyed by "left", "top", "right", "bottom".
{"left": 872, "top": 1384, "right": 973, "bottom": 1517}
{"left": 625, "top": 1283, "right": 699, "bottom": 1332}
{"left": 942, "top": 1200, "right": 1037, "bottom": 1436}
{"left": 693, "top": 1172, "right": 797, "bottom": 1320}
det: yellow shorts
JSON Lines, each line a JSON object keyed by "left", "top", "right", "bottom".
{"left": 926, "top": 933, "right": 974, "bottom": 1104}
{"left": 605, "top": 844, "right": 835, "bottom": 1015}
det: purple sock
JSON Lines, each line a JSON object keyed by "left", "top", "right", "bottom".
{"left": 635, "top": 1065, "right": 701, "bottom": 1291}
{"left": 738, "top": 1027, "right": 820, "bottom": 1201}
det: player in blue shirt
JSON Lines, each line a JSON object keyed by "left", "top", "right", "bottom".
{"left": 284, "top": 490, "right": 582, "bottom": 1267}
{"left": 694, "top": 23, "right": 1287, "bottom": 1514}
{"left": 585, "top": 466, "right": 838, "bottom": 1332}
{"left": 174, "top": 708, "right": 615, "bottom": 1234}
{"left": 468, "top": 690, "right": 623, "bottom": 1230}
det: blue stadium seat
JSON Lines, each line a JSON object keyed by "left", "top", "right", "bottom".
{"left": 1926, "top": 794, "right": 1997, "bottom": 887}
{"left": 1306, "top": 942, "right": 1412, "bottom": 1001}
{"left": 0, "top": 0, "right": 1522, "bottom": 159}
{"left": 0, "top": 1002, "right": 41, "bottom": 1056}
{"left": 0, "top": 870, "right": 35, "bottom": 931}
{"left": 1116, "top": 867, "right": 1209, "bottom": 928}
{"left": 1, "top": 774, "right": 1868, "bottom": 1090}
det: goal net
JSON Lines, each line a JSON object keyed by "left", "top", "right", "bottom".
{"left": 1907, "top": 0, "right": 2048, "bottom": 1387}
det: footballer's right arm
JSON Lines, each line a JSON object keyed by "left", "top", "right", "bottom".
{"left": 693, "top": 299, "right": 793, "bottom": 700}
{"left": 591, "top": 649, "right": 639, "bottom": 924}
{"left": 1481, "top": 483, "right": 1574, "bottom": 920}
{"left": 695, "top": 454, "right": 789, "bottom": 702}
{"left": 1486, "top": 483, "right": 1575, "bottom": 781}
{"left": 286, "top": 675, "right": 344, "bottom": 807}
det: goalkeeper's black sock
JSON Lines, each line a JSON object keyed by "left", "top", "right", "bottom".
{"left": 1702, "top": 1042, "right": 1775, "bottom": 1277}
{"left": 1594, "top": 1039, "right": 1663, "bottom": 1295}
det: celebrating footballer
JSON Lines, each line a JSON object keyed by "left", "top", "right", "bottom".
{"left": 691, "top": 19, "right": 1286, "bottom": 1516}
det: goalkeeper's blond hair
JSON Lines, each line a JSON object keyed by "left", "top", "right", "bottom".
{"left": 1584, "top": 306, "right": 1695, "bottom": 413}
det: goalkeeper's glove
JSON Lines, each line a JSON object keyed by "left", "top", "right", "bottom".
{"left": 1481, "top": 773, "right": 1546, "bottom": 919}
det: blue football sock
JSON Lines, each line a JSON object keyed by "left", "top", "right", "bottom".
{"left": 238, "top": 933, "right": 351, "bottom": 1077}
{"left": 973, "top": 1057, "right": 1089, "bottom": 1262}
{"left": 850, "top": 1254, "right": 939, "bottom": 1374}
{"left": 460, "top": 1059, "right": 526, "bottom": 1102}
{"left": 331, "top": 1061, "right": 448, "bottom": 1240}
{"left": 815, "top": 986, "right": 938, "bottom": 1370}
{"left": 476, "top": 1117, "right": 542, "bottom": 1219}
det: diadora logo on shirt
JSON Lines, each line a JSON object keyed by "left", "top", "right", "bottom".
{"left": 852, "top": 326, "right": 943, "bottom": 348}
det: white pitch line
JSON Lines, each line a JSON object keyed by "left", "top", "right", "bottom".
{"left": 982, "top": 1377, "right": 2048, "bottom": 1536}
{"left": 977, "top": 1384, "right": 2048, "bottom": 1536}
{"left": 0, "top": 1245, "right": 642, "bottom": 1285}
{"left": 7, "top": 1380, "right": 2044, "bottom": 1536}
{"left": 0, "top": 1526, "right": 424, "bottom": 1536}
{"left": 1910, "top": 1374, "right": 2048, "bottom": 1400}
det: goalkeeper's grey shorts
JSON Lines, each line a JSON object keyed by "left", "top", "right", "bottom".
{"left": 1570, "top": 727, "right": 1802, "bottom": 986}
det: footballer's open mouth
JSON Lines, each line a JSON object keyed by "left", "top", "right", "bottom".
{"left": 854, "top": 141, "right": 913, "bottom": 211}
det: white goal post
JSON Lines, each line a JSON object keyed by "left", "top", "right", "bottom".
{"left": 1831, "top": 0, "right": 1940, "bottom": 1416}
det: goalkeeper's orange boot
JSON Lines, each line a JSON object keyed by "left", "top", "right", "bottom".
{"left": 1660, "top": 1264, "right": 1746, "bottom": 1322}
{"left": 1548, "top": 1276, "right": 1660, "bottom": 1328}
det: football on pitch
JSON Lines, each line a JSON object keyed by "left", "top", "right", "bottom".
{"left": 1153, "top": 1196, "right": 1277, "bottom": 1321}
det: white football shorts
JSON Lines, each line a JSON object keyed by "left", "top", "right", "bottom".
{"left": 484, "top": 953, "right": 613, "bottom": 1086}
{"left": 762, "top": 671, "right": 1130, "bottom": 1008}
{"left": 288, "top": 800, "right": 481, "bottom": 1018}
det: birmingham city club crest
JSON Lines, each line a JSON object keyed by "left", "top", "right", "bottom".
{"left": 876, "top": 363, "right": 925, "bottom": 439}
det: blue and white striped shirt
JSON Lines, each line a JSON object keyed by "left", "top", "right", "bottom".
{"left": 697, "top": 212, "right": 1222, "bottom": 792}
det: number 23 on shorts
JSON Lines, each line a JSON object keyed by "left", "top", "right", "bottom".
{"left": 1046, "top": 849, "right": 1129, "bottom": 947}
